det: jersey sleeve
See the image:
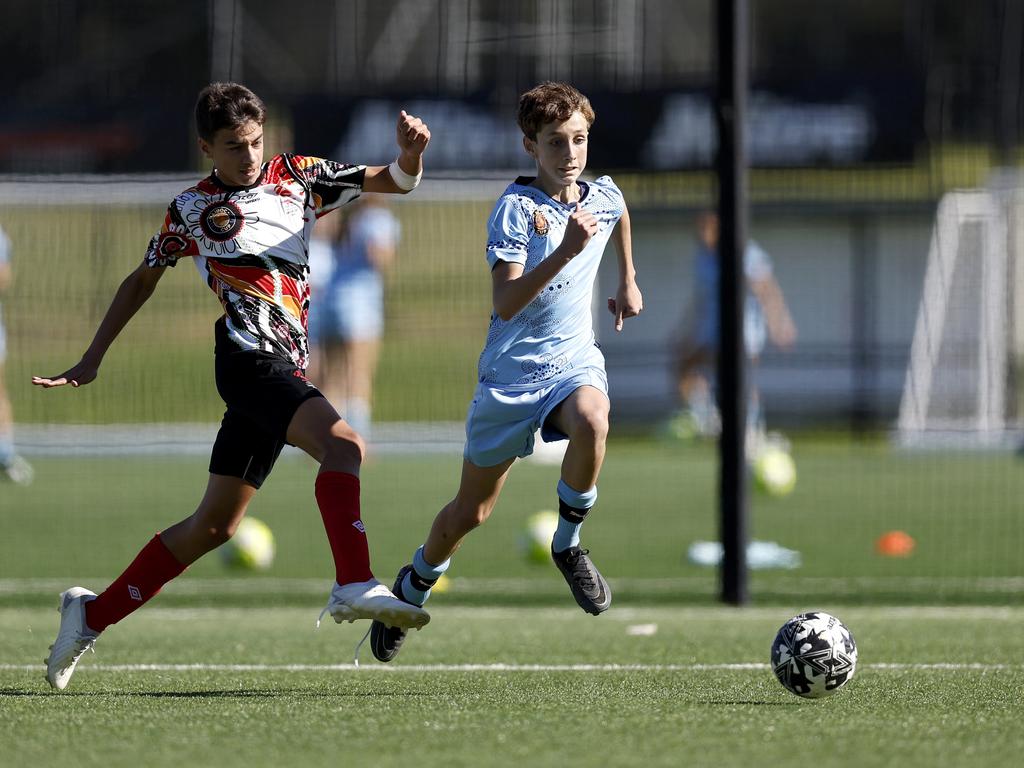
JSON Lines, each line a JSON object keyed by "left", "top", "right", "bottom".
{"left": 744, "top": 240, "right": 773, "bottom": 282}
{"left": 288, "top": 155, "right": 366, "bottom": 216}
{"left": 485, "top": 195, "right": 530, "bottom": 269}
{"left": 143, "top": 203, "right": 199, "bottom": 268}
{"left": 592, "top": 175, "right": 626, "bottom": 222}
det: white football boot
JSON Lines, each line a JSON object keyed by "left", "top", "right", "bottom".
{"left": 2, "top": 455, "right": 34, "bottom": 485}
{"left": 317, "top": 578, "right": 430, "bottom": 630}
{"left": 45, "top": 587, "right": 99, "bottom": 691}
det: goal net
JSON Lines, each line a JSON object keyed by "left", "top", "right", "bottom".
{"left": 0, "top": 173, "right": 501, "bottom": 454}
{"left": 897, "top": 184, "right": 1024, "bottom": 448}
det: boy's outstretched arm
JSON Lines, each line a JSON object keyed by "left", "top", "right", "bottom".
{"left": 363, "top": 110, "right": 431, "bottom": 194}
{"left": 606, "top": 206, "right": 643, "bottom": 331}
{"left": 32, "top": 262, "right": 167, "bottom": 388}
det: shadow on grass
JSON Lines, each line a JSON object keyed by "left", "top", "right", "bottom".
{"left": 0, "top": 687, "right": 434, "bottom": 698}
{"left": 702, "top": 699, "right": 800, "bottom": 706}
{"left": 0, "top": 688, "right": 279, "bottom": 698}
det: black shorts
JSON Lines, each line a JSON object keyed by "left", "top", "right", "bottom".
{"left": 209, "top": 333, "right": 323, "bottom": 489}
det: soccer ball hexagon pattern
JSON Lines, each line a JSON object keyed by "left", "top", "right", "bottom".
{"left": 771, "top": 611, "right": 857, "bottom": 698}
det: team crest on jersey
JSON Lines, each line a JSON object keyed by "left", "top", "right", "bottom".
{"left": 199, "top": 200, "right": 245, "bottom": 242}
{"left": 533, "top": 209, "right": 549, "bottom": 237}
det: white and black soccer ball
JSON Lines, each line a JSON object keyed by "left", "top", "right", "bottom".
{"left": 770, "top": 611, "right": 857, "bottom": 698}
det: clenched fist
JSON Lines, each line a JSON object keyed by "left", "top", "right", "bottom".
{"left": 397, "top": 110, "right": 430, "bottom": 157}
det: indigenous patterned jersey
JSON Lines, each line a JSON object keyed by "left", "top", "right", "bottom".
{"left": 144, "top": 154, "right": 365, "bottom": 368}
{"left": 479, "top": 175, "right": 624, "bottom": 387}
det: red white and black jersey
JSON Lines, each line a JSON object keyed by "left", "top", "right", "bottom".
{"left": 144, "top": 153, "right": 365, "bottom": 369}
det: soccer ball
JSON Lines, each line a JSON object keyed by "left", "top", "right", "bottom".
{"left": 753, "top": 445, "right": 796, "bottom": 497}
{"left": 219, "top": 516, "right": 276, "bottom": 571}
{"left": 771, "top": 611, "right": 857, "bottom": 698}
{"left": 519, "top": 510, "right": 559, "bottom": 564}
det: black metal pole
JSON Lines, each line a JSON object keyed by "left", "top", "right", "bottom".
{"left": 995, "top": 0, "right": 1023, "bottom": 167}
{"left": 716, "top": 0, "right": 749, "bottom": 606}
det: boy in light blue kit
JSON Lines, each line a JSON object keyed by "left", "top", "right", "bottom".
{"left": 368, "top": 81, "right": 644, "bottom": 662}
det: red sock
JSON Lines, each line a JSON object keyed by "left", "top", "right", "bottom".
{"left": 84, "top": 534, "right": 186, "bottom": 633}
{"left": 315, "top": 471, "right": 373, "bottom": 585}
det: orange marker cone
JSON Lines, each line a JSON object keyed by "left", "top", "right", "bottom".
{"left": 875, "top": 530, "right": 915, "bottom": 557}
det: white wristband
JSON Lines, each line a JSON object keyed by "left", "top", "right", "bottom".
{"left": 388, "top": 158, "right": 422, "bottom": 191}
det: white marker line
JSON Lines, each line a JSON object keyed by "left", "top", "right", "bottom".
{"left": 2, "top": 662, "right": 1021, "bottom": 673}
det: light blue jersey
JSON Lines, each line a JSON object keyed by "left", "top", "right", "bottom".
{"left": 694, "top": 239, "right": 773, "bottom": 357}
{"left": 0, "top": 226, "right": 9, "bottom": 361}
{"left": 309, "top": 205, "right": 400, "bottom": 342}
{"left": 463, "top": 176, "right": 623, "bottom": 467}
{"left": 479, "top": 175, "right": 624, "bottom": 388}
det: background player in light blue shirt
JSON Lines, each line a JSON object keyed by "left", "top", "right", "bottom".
{"left": 307, "top": 195, "right": 400, "bottom": 440}
{"left": 0, "top": 225, "right": 33, "bottom": 484}
{"left": 670, "top": 211, "right": 796, "bottom": 441}
{"left": 366, "top": 82, "right": 643, "bottom": 663}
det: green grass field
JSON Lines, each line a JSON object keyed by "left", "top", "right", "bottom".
{"left": 2, "top": 605, "right": 1023, "bottom": 768}
{"left": 2, "top": 437, "right": 1023, "bottom": 605}
{"left": 5, "top": 155, "right": 1023, "bottom": 765}
{"left": 2, "top": 437, "right": 1022, "bottom": 765}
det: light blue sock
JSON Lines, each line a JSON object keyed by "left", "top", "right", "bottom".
{"left": 0, "top": 435, "right": 14, "bottom": 466}
{"left": 552, "top": 480, "right": 598, "bottom": 553}
{"left": 400, "top": 546, "right": 451, "bottom": 606}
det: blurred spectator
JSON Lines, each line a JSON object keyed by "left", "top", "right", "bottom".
{"left": 667, "top": 211, "right": 796, "bottom": 445}
{"left": 308, "top": 195, "right": 400, "bottom": 441}
{"left": 0, "top": 225, "right": 33, "bottom": 484}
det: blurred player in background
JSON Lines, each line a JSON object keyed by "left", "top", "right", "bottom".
{"left": 367, "top": 81, "right": 643, "bottom": 663}
{"left": 0, "top": 225, "right": 33, "bottom": 485}
{"left": 33, "top": 82, "right": 431, "bottom": 690}
{"left": 307, "top": 195, "right": 400, "bottom": 441}
{"left": 668, "top": 210, "right": 797, "bottom": 446}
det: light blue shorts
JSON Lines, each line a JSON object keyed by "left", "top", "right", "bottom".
{"left": 463, "top": 365, "right": 609, "bottom": 468}
{"left": 309, "top": 272, "right": 384, "bottom": 343}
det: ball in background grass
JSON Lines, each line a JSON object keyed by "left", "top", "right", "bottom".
{"left": 519, "top": 510, "right": 559, "bottom": 564}
{"left": 771, "top": 611, "right": 857, "bottom": 699}
{"left": 219, "top": 516, "right": 276, "bottom": 571}
{"left": 752, "top": 445, "right": 797, "bottom": 497}
{"left": 875, "top": 530, "right": 915, "bottom": 557}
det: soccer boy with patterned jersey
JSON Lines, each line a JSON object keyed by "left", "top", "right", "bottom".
{"left": 33, "top": 82, "right": 431, "bottom": 690}
{"left": 367, "top": 82, "right": 644, "bottom": 662}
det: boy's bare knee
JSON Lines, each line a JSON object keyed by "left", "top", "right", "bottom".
{"left": 321, "top": 417, "right": 370, "bottom": 466}
{"left": 573, "top": 409, "right": 609, "bottom": 444}
{"left": 189, "top": 501, "right": 247, "bottom": 552}
{"left": 324, "top": 430, "right": 365, "bottom": 467}
{"left": 203, "top": 524, "right": 235, "bottom": 549}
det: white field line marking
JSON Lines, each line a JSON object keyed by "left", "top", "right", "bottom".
{"left": 2, "top": 662, "right": 1021, "bottom": 674}
{"left": 6, "top": 605, "right": 1024, "bottom": 623}
{"left": 4, "top": 576, "right": 1024, "bottom": 596}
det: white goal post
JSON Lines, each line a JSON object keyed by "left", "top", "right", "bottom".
{"left": 897, "top": 184, "right": 1024, "bottom": 448}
